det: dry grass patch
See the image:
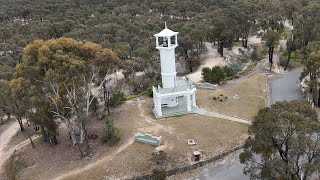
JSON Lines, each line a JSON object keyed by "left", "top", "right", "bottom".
{"left": 197, "top": 73, "right": 267, "bottom": 120}
{"left": 160, "top": 115, "right": 248, "bottom": 160}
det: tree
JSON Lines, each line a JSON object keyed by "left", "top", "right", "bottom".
{"left": 27, "top": 98, "right": 58, "bottom": 145}
{"left": 15, "top": 38, "right": 119, "bottom": 157}
{"left": 262, "top": 30, "right": 280, "bottom": 70}
{"left": 207, "top": 9, "right": 237, "bottom": 57}
{"left": 0, "top": 79, "right": 28, "bottom": 131}
{"left": 301, "top": 41, "right": 320, "bottom": 107}
{"left": 240, "top": 100, "right": 320, "bottom": 180}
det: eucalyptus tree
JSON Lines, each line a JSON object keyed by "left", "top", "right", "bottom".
{"left": 207, "top": 8, "right": 237, "bottom": 57}
{"left": 0, "top": 79, "right": 29, "bottom": 131}
{"left": 14, "top": 38, "right": 119, "bottom": 157}
{"left": 240, "top": 101, "right": 320, "bottom": 180}
{"left": 294, "top": 2, "right": 320, "bottom": 51}
{"left": 262, "top": 30, "right": 280, "bottom": 70}
{"left": 301, "top": 42, "right": 320, "bottom": 107}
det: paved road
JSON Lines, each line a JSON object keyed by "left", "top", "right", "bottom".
{"left": 269, "top": 69, "right": 304, "bottom": 105}
{"left": 193, "top": 69, "right": 304, "bottom": 180}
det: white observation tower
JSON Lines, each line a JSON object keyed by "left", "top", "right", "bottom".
{"left": 152, "top": 24, "right": 197, "bottom": 118}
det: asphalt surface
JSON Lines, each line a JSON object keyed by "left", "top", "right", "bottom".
{"left": 192, "top": 69, "right": 304, "bottom": 180}
{"left": 269, "top": 69, "right": 304, "bottom": 105}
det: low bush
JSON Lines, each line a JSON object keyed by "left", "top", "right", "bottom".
{"left": 151, "top": 169, "right": 166, "bottom": 180}
{"left": 102, "top": 116, "right": 121, "bottom": 145}
{"left": 250, "top": 49, "right": 264, "bottom": 62}
{"left": 146, "top": 86, "right": 153, "bottom": 97}
{"left": 109, "top": 90, "right": 126, "bottom": 106}
{"left": 124, "top": 93, "right": 144, "bottom": 101}
{"left": 201, "top": 66, "right": 226, "bottom": 84}
{"left": 151, "top": 151, "right": 167, "bottom": 165}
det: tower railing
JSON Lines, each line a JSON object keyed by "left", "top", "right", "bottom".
{"left": 155, "top": 77, "right": 196, "bottom": 94}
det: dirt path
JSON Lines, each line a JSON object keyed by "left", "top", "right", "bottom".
{"left": 0, "top": 121, "right": 20, "bottom": 174}
{"left": 55, "top": 137, "right": 135, "bottom": 180}
{"left": 194, "top": 108, "right": 251, "bottom": 125}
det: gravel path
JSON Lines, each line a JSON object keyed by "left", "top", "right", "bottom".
{"left": 193, "top": 108, "right": 251, "bottom": 125}
{"left": 0, "top": 121, "right": 20, "bottom": 175}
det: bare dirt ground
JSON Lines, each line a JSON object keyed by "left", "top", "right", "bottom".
{"left": 187, "top": 42, "right": 227, "bottom": 83}
{"left": 5, "top": 97, "right": 248, "bottom": 180}
{"left": 197, "top": 73, "right": 268, "bottom": 120}
{"left": 187, "top": 35, "right": 262, "bottom": 83}
{"left": 0, "top": 120, "right": 21, "bottom": 176}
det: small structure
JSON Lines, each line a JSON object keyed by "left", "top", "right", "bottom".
{"left": 192, "top": 151, "right": 201, "bottom": 161}
{"left": 153, "top": 24, "right": 197, "bottom": 118}
{"left": 187, "top": 139, "right": 196, "bottom": 145}
{"left": 135, "top": 133, "right": 163, "bottom": 146}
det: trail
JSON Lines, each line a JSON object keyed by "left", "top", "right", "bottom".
{"left": 0, "top": 121, "right": 20, "bottom": 175}
{"left": 193, "top": 108, "right": 251, "bottom": 125}
{"left": 55, "top": 137, "right": 135, "bottom": 180}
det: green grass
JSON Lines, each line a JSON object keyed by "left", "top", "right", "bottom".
{"left": 124, "top": 93, "right": 144, "bottom": 101}
{"left": 280, "top": 27, "right": 291, "bottom": 40}
{"left": 240, "top": 63, "right": 257, "bottom": 76}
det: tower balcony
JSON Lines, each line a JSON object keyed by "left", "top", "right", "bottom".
{"left": 154, "top": 77, "right": 196, "bottom": 96}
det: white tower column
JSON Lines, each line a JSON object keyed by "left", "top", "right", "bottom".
{"left": 192, "top": 91, "right": 196, "bottom": 107}
{"left": 186, "top": 94, "right": 191, "bottom": 112}
{"left": 157, "top": 97, "right": 162, "bottom": 116}
{"left": 154, "top": 27, "right": 179, "bottom": 89}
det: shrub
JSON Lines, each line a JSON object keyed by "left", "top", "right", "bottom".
{"left": 201, "top": 67, "right": 212, "bottom": 83}
{"left": 102, "top": 116, "right": 121, "bottom": 145}
{"left": 279, "top": 54, "right": 288, "bottom": 67}
{"left": 151, "top": 151, "right": 167, "bottom": 165}
{"left": 222, "top": 65, "right": 234, "bottom": 77}
{"left": 109, "top": 90, "right": 126, "bottom": 106}
{"left": 146, "top": 86, "right": 153, "bottom": 97}
{"left": 202, "top": 65, "right": 240, "bottom": 84}
{"left": 250, "top": 49, "right": 264, "bottom": 62}
{"left": 151, "top": 169, "right": 166, "bottom": 180}
{"left": 210, "top": 66, "right": 226, "bottom": 84}
{"left": 124, "top": 93, "right": 143, "bottom": 101}
{"left": 219, "top": 99, "right": 224, "bottom": 102}
{"left": 212, "top": 96, "right": 217, "bottom": 100}
{"left": 89, "top": 96, "right": 99, "bottom": 115}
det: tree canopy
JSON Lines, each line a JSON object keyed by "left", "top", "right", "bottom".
{"left": 240, "top": 101, "right": 320, "bottom": 180}
{"left": 13, "top": 37, "right": 119, "bottom": 157}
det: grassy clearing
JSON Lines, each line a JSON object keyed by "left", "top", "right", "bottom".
{"left": 197, "top": 73, "right": 268, "bottom": 120}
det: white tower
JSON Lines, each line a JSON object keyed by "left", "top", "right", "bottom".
{"left": 152, "top": 24, "right": 197, "bottom": 118}
{"left": 154, "top": 24, "right": 178, "bottom": 89}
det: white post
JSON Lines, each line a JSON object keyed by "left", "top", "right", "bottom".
{"left": 175, "top": 35, "right": 178, "bottom": 45}
{"left": 157, "top": 97, "right": 162, "bottom": 117}
{"left": 192, "top": 91, "right": 196, "bottom": 107}
{"left": 187, "top": 94, "right": 191, "bottom": 112}
{"left": 156, "top": 37, "right": 159, "bottom": 48}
